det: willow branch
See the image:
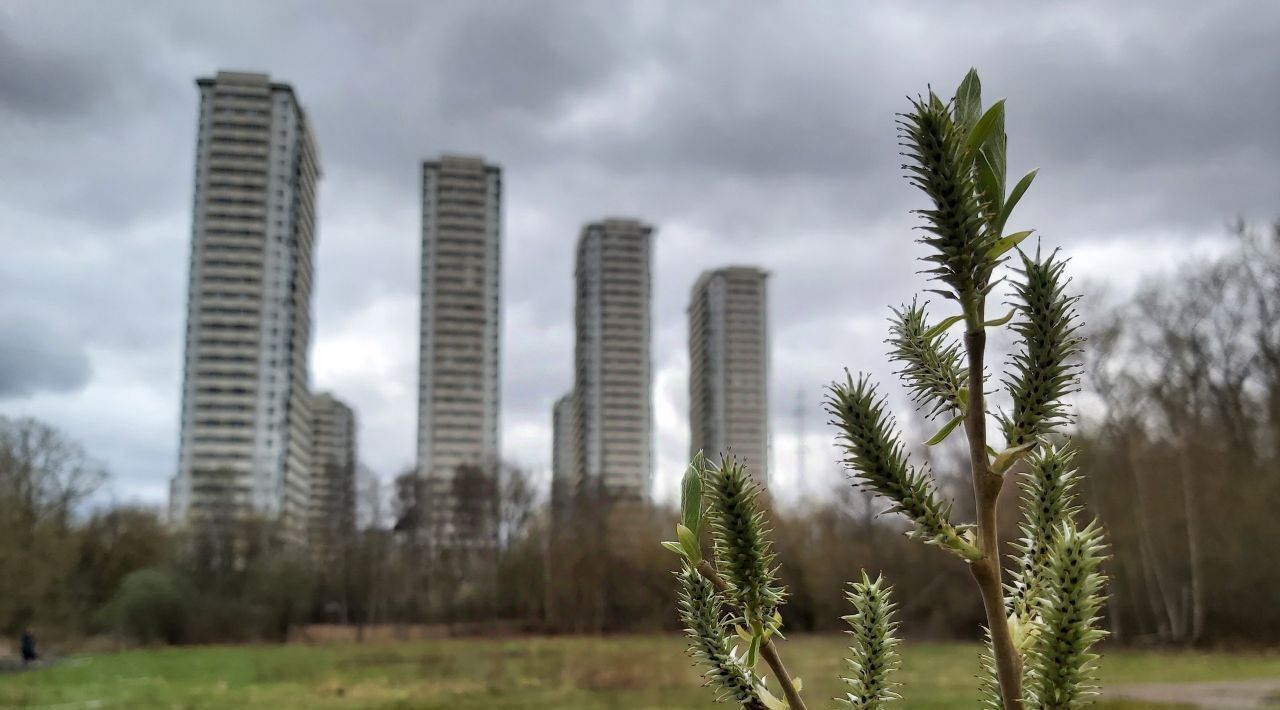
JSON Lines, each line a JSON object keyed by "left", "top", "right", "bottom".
{"left": 963, "top": 324, "right": 1023, "bottom": 709}
{"left": 696, "top": 560, "right": 808, "bottom": 710}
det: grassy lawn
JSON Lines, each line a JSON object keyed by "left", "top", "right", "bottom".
{"left": 2, "top": 635, "right": 1277, "bottom": 709}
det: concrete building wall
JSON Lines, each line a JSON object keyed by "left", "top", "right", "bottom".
{"left": 688, "top": 267, "right": 769, "bottom": 484}
{"left": 310, "top": 392, "right": 356, "bottom": 550}
{"left": 171, "top": 71, "right": 320, "bottom": 543}
{"left": 550, "top": 391, "right": 575, "bottom": 520}
{"left": 417, "top": 155, "right": 501, "bottom": 545}
{"left": 572, "top": 219, "right": 653, "bottom": 501}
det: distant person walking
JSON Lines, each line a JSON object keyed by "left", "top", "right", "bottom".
{"left": 20, "top": 628, "right": 37, "bottom": 667}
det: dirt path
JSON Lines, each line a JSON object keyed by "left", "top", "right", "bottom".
{"left": 1105, "top": 679, "right": 1280, "bottom": 708}
{"left": 0, "top": 658, "right": 32, "bottom": 675}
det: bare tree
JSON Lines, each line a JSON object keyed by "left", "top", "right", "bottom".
{"left": 0, "top": 416, "right": 107, "bottom": 633}
{"left": 1080, "top": 220, "right": 1280, "bottom": 645}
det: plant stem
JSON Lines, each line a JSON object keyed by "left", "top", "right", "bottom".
{"left": 962, "top": 325, "right": 1023, "bottom": 709}
{"left": 696, "top": 560, "right": 808, "bottom": 710}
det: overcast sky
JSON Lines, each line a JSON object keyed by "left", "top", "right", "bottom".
{"left": 1, "top": 1, "right": 1277, "bottom": 508}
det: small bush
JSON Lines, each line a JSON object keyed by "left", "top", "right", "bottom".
{"left": 98, "top": 567, "right": 187, "bottom": 645}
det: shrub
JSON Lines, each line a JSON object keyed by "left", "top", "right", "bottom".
{"left": 98, "top": 567, "right": 187, "bottom": 645}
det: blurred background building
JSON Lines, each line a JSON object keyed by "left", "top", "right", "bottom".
{"left": 169, "top": 71, "right": 321, "bottom": 544}
{"left": 688, "top": 266, "right": 770, "bottom": 484}
{"left": 550, "top": 392, "right": 575, "bottom": 521}
{"left": 416, "top": 155, "right": 502, "bottom": 550}
{"left": 308, "top": 392, "right": 356, "bottom": 555}
{"left": 569, "top": 219, "right": 654, "bottom": 502}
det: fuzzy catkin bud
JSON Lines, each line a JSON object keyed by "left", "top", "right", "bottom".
{"left": 677, "top": 564, "right": 767, "bottom": 709}
{"left": 826, "top": 373, "right": 976, "bottom": 558}
{"left": 839, "top": 572, "right": 902, "bottom": 709}
{"left": 887, "top": 300, "right": 967, "bottom": 420}
{"left": 1002, "top": 249, "right": 1083, "bottom": 449}
{"left": 705, "top": 458, "right": 784, "bottom": 626}
{"left": 900, "top": 92, "right": 998, "bottom": 305}
{"left": 1026, "top": 521, "right": 1108, "bottom": 709}
{"left": 1007, "top": 445, "right": 1082, "bottom": 624}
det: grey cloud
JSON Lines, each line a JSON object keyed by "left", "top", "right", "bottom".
{"left": 0, "top": 315, "right": 91, "bottom": 398}
{"left": 0, "top": 21, "right": 103, "bottom": 119}
{"left": 0, "top": 0, "right": 1277, "bottom": 501}
{"left": 432, "top": 5, "right": 627, "bottom": 117}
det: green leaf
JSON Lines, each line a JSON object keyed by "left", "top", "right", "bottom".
{"left": 974, "top": 103, "right": 1008, "bottom": 231}
{"left": 974, "top": 148, "right": 1004, "bottom": 227}
{"left": 768, "top": 609, "right": 785, "bottom": 640}
{"left": 925, "top": 412, "right": 966, "bottom": 446}
{"left": 676, "top": 524, "right": 702, "bottom": 564}
{"left": 998, "top": 169, "right": 1038, "bottom": 235}
{"left": 660, "top": 541, "right": 686, "bottom": 557}
{"left": 954, "top": 69, "right": 983, "bottom": 131}
{"left": 757, "top": 686, "right": 787, "bottom": 710}
{"left": 681, "top": 452, "right": 706, "bottom": 535}
{"left": 923, "top": 313, "right": 965, "bottom": 339}
{"left": 988, "top": 230, "right": 1034, "bottom": 260}
{"left": 991, "top": 441, "right": 1038, "bottom": 473}
{"left": 746, "top": 634, "right": 761, "bottom": 669}
{"left": 965, "top": 100, "right": 1006, "bottom": 158}
{"left": 983, "top": 308, "right": 1016, "bottom": 328}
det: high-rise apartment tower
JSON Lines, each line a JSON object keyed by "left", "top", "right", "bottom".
{"left": 688, "top": 267, "right": 769, "bottom": 484}
{"left": 550, "top": 392, "right": 575, "bottom": 519}
{"left": 309, "top": 392, "right": 356, "bottom": 550}
{"left": 417, "top": 155, "right": 501, "bottom": 545}
{"left": 571, "top": 219, "right": 653, "bottom": 500}
{"left": 170, "top": 71, "right": 321, "bottom": 542}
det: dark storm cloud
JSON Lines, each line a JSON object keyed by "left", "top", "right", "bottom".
{"left": 0, "top": 22, "right": 103, "bottom": 118}
{"left": 431, "top": 5, "right": 625, "bottom": 117}
{"left": 0, "top": 0, "right": 1277, "bottom": 502}
{"left": 0, "top": 315, "right": 91, "bottom": 398}
{"left": 0, "top": 2, "right": 197, "bottom": 230}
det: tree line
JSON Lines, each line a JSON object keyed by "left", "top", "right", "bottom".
{"left": 2, "top": 221, "right": 1276, "bottom": 649}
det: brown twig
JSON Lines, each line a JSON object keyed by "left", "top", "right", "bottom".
{"left": 963, "top": 325, "right": 1023, "bottom": 709}
{"left": 695, "top": 559, "right": 808, "bottom": 710}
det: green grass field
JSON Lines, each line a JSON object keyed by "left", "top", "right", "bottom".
{"left": 2, "top": 635, "right": 1278, "bottom": 709}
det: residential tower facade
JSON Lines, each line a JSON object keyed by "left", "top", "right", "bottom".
{"left": 309, "top": 392, "right": 356, "bottom": 550}
{"left": 571, "top": 219, "right": 653, "bottom": 501}
{"left": 550, "top": 391, "right": 575, "bottom": 520}
{"left": 416, "top": 155, "right": 502, "bottom": 546}
{"left": 688, "top": 266, "right": 769, "bottom": 484}
{"left": 171, "top": 71, "right": 321, "bottom": 542}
